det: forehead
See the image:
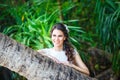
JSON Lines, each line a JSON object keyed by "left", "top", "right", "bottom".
{"left": 52, "top": 29, "right": 64, "bottom": 35}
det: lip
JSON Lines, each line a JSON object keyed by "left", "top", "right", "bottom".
{"left": 54, "top": 42, "right": 60, "bottom": 45}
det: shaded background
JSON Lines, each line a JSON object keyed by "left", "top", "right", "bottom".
{"left": 0, "top": 0, "right": 120, "bottom": 80}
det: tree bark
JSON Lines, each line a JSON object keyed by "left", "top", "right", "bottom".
{"left": 0, "top": 33, "right": 96, "bottom": 80}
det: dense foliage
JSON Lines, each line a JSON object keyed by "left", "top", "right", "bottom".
{"left": 0, "top": 0, "right": 120, "bottom": 79}
{"left": 95, "top": 0, "right": 120, "bottom": 76}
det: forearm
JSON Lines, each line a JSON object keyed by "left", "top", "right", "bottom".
{"left": 70, "top": 64, "right": 90, "bottom": 75}
{"left": 61, "top": 62, "right": 90, "bottom": 75}
{"left": 73, "top": 54, "right": 90, "bottom": 75}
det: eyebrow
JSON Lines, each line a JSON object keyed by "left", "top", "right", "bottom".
{"left": 52, "top": 34, "right": 63, "bottom": 37}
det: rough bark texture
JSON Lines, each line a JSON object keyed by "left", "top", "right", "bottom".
{"left": 0, "top": 33, "right": 96, "bottom": 80}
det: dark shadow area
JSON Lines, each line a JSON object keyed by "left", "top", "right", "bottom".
{"left": 0, "top": 66, "right": 27, "bottom": 80}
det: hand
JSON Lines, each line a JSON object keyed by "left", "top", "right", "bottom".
{"left": 47, "top": 55, "right": 60, "bottom": 63}
{"left": 59, "top": 62, "right": 72, "bottom": 67}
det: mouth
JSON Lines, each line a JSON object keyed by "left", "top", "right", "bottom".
{"left": 54, "top": 42, "right": 59, "bottom": 44}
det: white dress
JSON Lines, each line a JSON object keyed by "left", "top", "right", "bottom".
{"left": 40, "top": 48, "right": 69, "bottom": 63}
{"left": 39, "top": 48, "right": 78, "bottom": 63}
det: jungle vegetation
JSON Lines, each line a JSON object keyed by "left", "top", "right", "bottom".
{"left": 0, "top": 0, "right": 120, "bottom": 80}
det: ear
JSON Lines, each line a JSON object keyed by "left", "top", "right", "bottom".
{"left": 64, "top": 37, "right": 66, "bottom": 40}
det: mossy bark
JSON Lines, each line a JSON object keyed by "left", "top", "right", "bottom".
{"left": 0, "top": 33, "right": 96, "bottom": 80}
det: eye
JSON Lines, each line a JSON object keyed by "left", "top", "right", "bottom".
{"left": 52, "top": 34, "right": 56, "bottom": 37}
{"left": 58, "top": 35, "right": 63, "bottom": 37}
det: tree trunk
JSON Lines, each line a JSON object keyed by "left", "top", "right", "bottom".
{"left": 0, "top": 33, "right": 96, "bottom": 80}
{"left": 57, "top": 0, "right": 64, "bottom": 21}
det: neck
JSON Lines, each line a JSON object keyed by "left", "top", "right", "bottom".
{"left": 53, "top": 46, "right": 63, "bottom": 51}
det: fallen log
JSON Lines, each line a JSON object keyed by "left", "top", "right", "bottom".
{"left": 0, "top": 33, "right": 96, "bottom": 80}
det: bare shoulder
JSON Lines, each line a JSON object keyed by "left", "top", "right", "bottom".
{"left": 37, "top": 49, "right": 46, "bottom": 54}
{"left": 73, "top": 49, "right": 79, "bottom": 54}
{"left": 38, "top": 48, "right": 48, "bottom": 51}
{"left": 37, "top": 48, "right": 50, "bottom": 54}
{"left": 37, "top": 49, "right": 44, "bottom": 53}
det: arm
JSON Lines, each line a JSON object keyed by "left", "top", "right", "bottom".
{"left": 60, "top": 53, "right": 90, "bottom": 75}
{"left": 72, "top": 53, "right": 90, "bottom": 75}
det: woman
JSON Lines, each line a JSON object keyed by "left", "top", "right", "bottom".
{"left": 38, "top": 23, "right": 90, "bottom": 75}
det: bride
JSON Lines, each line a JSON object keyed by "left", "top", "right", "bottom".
{"left": 38, "top": 23, "right": 90, "bottom": 75}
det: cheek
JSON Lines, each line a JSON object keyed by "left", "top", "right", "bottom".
{"left": 60, "top": 37, "right": 65, "bottom": 42}
{"left": 51, "top": 37, "right": 54, "bottom": 41}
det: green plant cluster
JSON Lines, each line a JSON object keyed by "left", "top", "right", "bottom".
{"left": 1, "top": 0, "right": 85, "bottom": 50}
{"left": 0, "top": 0, "right": 86, "bottom": 79}
{"left": 0, "top": 0, "right": 120, "bottom": 79}
{"left": 95, "top": 0, "right": 120, "bottom": 76}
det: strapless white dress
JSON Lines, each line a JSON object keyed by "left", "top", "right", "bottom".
{"left": 40, "top": 48, "right": 69, "bottom": 63}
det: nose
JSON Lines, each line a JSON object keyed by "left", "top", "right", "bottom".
{"left": 55, "top": 36, "right": 59, "bottom": 41}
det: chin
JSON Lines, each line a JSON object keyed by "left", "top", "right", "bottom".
{"left": 54, "top": 44, "right": 61, "bottom": 47}
{"left": 54, "top": 45, "right": 60, "bottom": 47}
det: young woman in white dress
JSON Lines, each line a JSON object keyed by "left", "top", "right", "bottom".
{"left": 38, "top": 23, "right": 90, "bottom": 75}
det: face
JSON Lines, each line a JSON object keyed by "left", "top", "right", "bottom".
{"left": 51, "top": 29, "right": 66, "bottom": 48}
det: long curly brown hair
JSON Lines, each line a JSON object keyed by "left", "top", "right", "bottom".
{"left": 50, "top": 23, "right": 74, "bottom": 62}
